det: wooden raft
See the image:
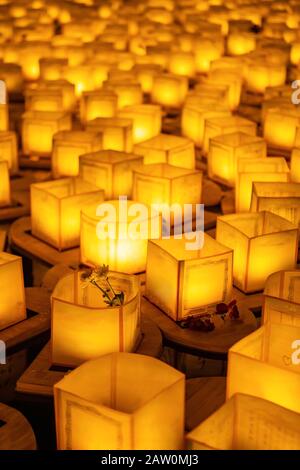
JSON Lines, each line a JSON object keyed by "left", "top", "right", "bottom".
{"left": 0, "top": 402, "right": 36, "bottom": 450}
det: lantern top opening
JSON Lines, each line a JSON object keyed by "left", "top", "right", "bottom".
{"left": 211, "top": 131, "right": 264, "bottom": 147}
{"left": 135, "top": 133, "right": 193, "bottom": 151}
{"left": 31, "top": 177, "right": 101, "bottom": 200}
{"left": 135, "top": 163, "right": 200, "bottom": 179}
{"left": 252, "top": 182, "right": 300, "bottom": 198}
{"left": 80, "top": 149, "right": 140, "bottom": 164}
{"left": 238, "top": 157, "right": 289, "bottom": 173}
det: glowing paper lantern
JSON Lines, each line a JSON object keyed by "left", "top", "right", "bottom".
{"left": 134, "top": 134, "right": 195, "bottom": 170}
{"left": 118, "top": 105, "right": 161, "bottom": 144}
{"left": 133, "top": 64, "right": 162, "bottom": 93}
{"left": 264, "top": 270, "right": 300, "bottom": 326}
{"left": 227, "top": 322, "right": 300, "bottom": 414}
{"left": 79, "top": 150, "right": 143, "bottom": 199}
{"left": 151, "top": 73, "right": 188, "bottom": 107}
{"left": 80, "top": 90, "right": 118, "bottom": 124}
{"left": 194, "top": 37, "right": 224, "bottom": 73}
{"left": 245, "top": 56, "right": 287, "bottom": 94}
{"left": 168, "top": 52, "right": 196, "bottom": 78}
{"left": 22, "top": 111, "right": 71, "bottom": 157}
{"left": 52, "top": 131, "right": 102, "bottom": 178}
{"left": 31, "top": 178, "right": 104, "bottom": 251}
{"left": 0, "top": 252, "right": 26, "bottom": 331}
{"left": 187, "top": 394, "right": 300, "bottom": 450}
{"left": 216, "top": 212, "right": 298, "bottom": 293}
{"left": 39, "top": 58, "right": 67, "bottom": 81}
{"left": 25, "top": 89, "right": 64, "bottom": 112}
{"left": 86, "top": 117, "right": 133, "bottom": 152}
{"left": 81, "top": 200, "right": 161, "bottom": 274}
{"left": 251, "top": 182, "right": 300, "bottom": 230}
{"left": 54, "top": 353, "right": 184, "bottom": 450}
{"left": 236, "top": 157, "right": 290, "bottom": 212}
{"left": 62, "top": 64, "right": 95, "bottom": 97}
{"left": 0, "top": 131, "right": 18, "bottom": 174}
{"left": 0, "top": 160, "right": 10, "bottom": 207}
{"left": 0, "top": 63, "right": 23, "bottom": 93}
{"left": 291, "top": 148, "right": 300, "bottom": 183}
{"left": 206, "top": 70, "right": 243, "bottom": 110}
{"left": 104, "top": 81, "right": 143, "bottom": 109}
{"left": 264, "top": 107, "right": 300, "bottom": 150}
{"left": 227, "top": 32, "right": 256, "bottom": 56}
{"left": 51, "top": 271, "right": 141, "bottom": 367}
{"left": 208, "top": 132, "right": 267, "bottom": 187}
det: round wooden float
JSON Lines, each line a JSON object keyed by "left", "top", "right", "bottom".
{"left": 0, "top": 402, "right": 36, "bottom": 450}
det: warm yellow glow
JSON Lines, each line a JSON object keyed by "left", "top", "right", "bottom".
{"left": 133, "top": 64, "right": 162, "bottom": 93}
{"left": 118, "top": 105, "right": 161, "bottom": 144}
{"left": 86, "top": 117, "right": 133, "bottom": 152}
{"left": 0, "top": 132, "right": 18, "bottom": 174}
{"left": 245, "top": 56, "right": 287, "bottom": 93}
{"left": 54, "top": 353, "right": 185, "bottom": 450}
{"left": 146, "top": 234, "right": 233, "bottom": 320}
{"left": 134, "top": 133, "right": 195, "bottom": 169}
{"left": 79, "top": 150, "right": 143, "bottom": 199}
{"left": 80, "top": 90, "right": 118, "bottom": 124}
{"left": 227, "top": 32, "right": 256, "bottom": 56}
{"left": 291, "top": 148, "right": 300, "bottom": 183}
{"left": 217, "top": 212, "right": 298, "bottom": 293}
{"left": 0, "top": 252, "right": 26, "bottom": 331}
{"left": 264, "top": 270, "right": 300, "bottom": 326}
{"left": 25, "top": 89, "right": 64, "bottom": 112}
{"left": 264, "top": 107, "right": 300, "bottom": 150}
{"left": 31, "top": 178, "right": 104, "bottom": 251}
{"left": 51, "top": 271, "right": 141, "bottom": 367}
{"left": 39, "top": 58, "right": 67, "bottom": 81}
{"left": 207, "top": 69, "right": 243, "bottom": 110}
{"left": 151, "top": 73, "right": 188, "bottom": 107}
{"left": 19, "top": 42, "right": 51, "bottom": 80}
{"left": 168, "top": 52, "right": 196, "bottom": 78}
{"left": 34, "top": 80, "right": 76, "bottom": 112}
{"left": 0, "top": 160, "right": 10, "bottom": 207}
{"left": 0, "top": 103, "right": 8, "bottom": 131}
{"left": 194, "top": 37, "right": 224, "bottom": 73}
{"left": 62, "top": 64, "right": 95, "bottom": 97}
{"left": 104, "top": 81, "right": 143, "bottom": 109}
{"left": 290, "top": 41, "right": 300, "bottom": 65}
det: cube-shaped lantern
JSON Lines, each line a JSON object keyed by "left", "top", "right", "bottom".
{"left": 25, "top": 88, "right": 64, "bottom": 112}
{"left": 0, "top": 103, "right": 8, "bottom": 131}
{"left": 81, "top": 200, "right": 161, "bottom": 274}
{"left": 0, "top": 160, "right": 10, "bottom": 207}
{"left": 22, "top": 111, "right": 71, "bottom": 157}
{"left": 39, "top": 58, "right": 68, "bottom": 81}
{"left": 236, "top": 157, "right": 290, "bottom": 212}
{"left": 264, "top": 270, "right": 300, "bottom": 326}
{"left": 146, "top": 234, "right": 233, "bottom": 321}
{"left": 0, "top": 252, "right": 26, "bottom": 331}
{"left": 291, "top": 148, "right": 300, "bottom": 183}
{"left": 133, "top": 64, "right": 162, "bottom": 93}
{"left": 80, "top": 90, "right": 118, "bottom": 124}
{"left": 118, "top": 105, "right": 161, "bottom": 144}
{"left": 227, "top": 32, "right": 256, "bottom": 56}
{"left": 54, "top": 353, "right": 184, "bottom": 450}
{"left": 52, "top": 131, "right": 102, "bottom": 178}
{"left": 134, "top": 134, "right": 195, "bottom": 170}
{"left": 35, "top": 80, "right": 76, "bottom": 112}
{"left": 227, "top": 322, "right": 300, "bottom": 414}
{"left": 216, "top": 212, "right": 298, "bottom": 293}
{"left": 31, "top": 178, "right": 104, "bottom": 251}
{"left": 203, "top": 116, "right": 256, "bottom": 155}
{"left": 264, "top": 107, "right": 300, "bottom": 150}
{"left": 86, "top": 117, "right": 133, "bottom": 153}
{"left": 187, "top": 394, "right": 300, "bottom": 450}
{"left": 51, "top": 271, "right": 141, "bottom": 367}
{"left": 0, "top": 63, "right": 23, "bottom": 93}
{"left": 208, "top": 132, "right": 266, "bottom": 187}
{"left": 0, "top": 131, "right": 18, "bottom": 174}
{"left": 79, "top": 150, "right": 143, "bottom": 199}
{"left": 168, "top": 52, "right": 196, "bottom": 78}
{"left": 151, "top": 73, "right": 188, "bottom": 107}
{"left": 245, "top": 57, "right": 286, "bottom": 94}
{"left": 206, "top": 69, "right": 243, "bottom": 110}
{"left": 104, "top": 81, "right": 143, "bottom": 109}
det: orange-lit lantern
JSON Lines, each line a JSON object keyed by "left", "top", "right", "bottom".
{"left": 19, "top": 42, "right": 51, "bottom": 81}
{"left": 133, "top": 64, "right": 162, "bottom": 94}
{"left": 104, "top": 81, "right": 143, "bottom": 109}
{"left": 194, "top": 37, "right": 224, "bottom": 73}
{"left": 25, "top": 88, "right": 64, "bottom": 112}
{"left": 206, "top": 69, "right": 243, "bottom": 110}
{"left": 0, "top": 159, "right": 10, "bottom": 207}
{"left": 0, "top": 103, "right": 8, "bottom": 131}
{"left": 0, "top": 63, "right": 23, "bottom": 93}
{"left": 168, "top": 52, "right": 196, "bottom": 78}
{"left": 264, "top": 107, "right": 300, "bottom": 150}
{"left": 151, "top": 73, "right": 188, "bottom": 107}
{"left": 264, "top": 270, "right": 300, "bottom": 325}
{"left": 86, "top": 117, "right": 133, "bottom": 152}
{"left": 118, "top": 105, "right": 161, "bottom": 144}
{"left": 39, "top": 58, "right": 68, "bottom": 81}
{"left": 227, "top": 32, "right": 256, "bottom": 56}
{"left": 0, "top": 131, "right": 18, "bottom": 174}
{"left": 245, "top": 55, "right": 287, "bottom": 93}
{"left": 291, "top": 148, "right": 300, "bottom": 182}
{"left": 35, "top": 79, "right": 76, "bottom": 112}
{"left": 80, "top": 90, "right": 118, "bottom": 124}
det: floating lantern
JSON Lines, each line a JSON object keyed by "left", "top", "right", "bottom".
{"left": 194, "top": 37, "right": 224, "bottom": 73}
{"left": 80, "top": 90, "right": 118, "bottom": 124}
{"left": 227, "top": 32, "right": 256, "bottom": 56}
{"left": 0, "top": 252, "right": 26, "bottom": 331}
{"left": 0, "top": 131, "right": 18, "bottom": 174}
{"left": 104, "top": 81, "right": 143, "bottom": 109}
{"left": 250, "top": 182, "right": 300, "bottom": 230}
{"left": 39, "top": 58, "right": 68, "bottom": 81}
{"left": 35, "top": 80, "right": 76, "bottom": 112}
{"left": 264, "top": 270, "right": 300, "bottom": 326}
{"left": 52, "top": 131, "right": 102, "bottom": 178}
{"left": 168, "top": 52, "right": 196, "bottom": 78}
{"left": 187, "top": 394, "right": 300, "bottom": 450}
{"left": 216, "top": 212, "right": 298, "bottom": 293}
{"left": 0, "top": 160, "right": 10, "bottom": 207}
{"left": 51, "top": 271, "right": 141, "bottom": 367}
{"left": 206, "top": 70, "right": 243, "bottom": 110}
{"left": 22, "top": 111, "right": 72, "bottom": 157}
{"left": 54, "top": 353, "right": 184, "bottom": 450}
{"left": 203, "top": 116, "right": 256, "bottom": 156}
{"left": 227, "top": 322, "right": 300, "bottom": 414}
{"left": 0, "top": 63, "right": 23, "bottom": 93}
{"left": 19, "top": 42, "right": 51, "bottom": 81}
{"left": 118, "top": 105, "right": 161, "bottom": 144}
{"left": 86, "top": 117, "right": 133, "bottom": 153}
{"left": 264, "top": 107, "right": 300, "bottom": 150}
{"left": 0, "top": 103, "right": 8, "bottom": 132}
{"left": 62, "top": 64, "right": 95, "bottom": 97}
{"left": 146, "top": 233, "right": 233, "bottom": 321}
{"left": 208, "top": 132, "right": 267, "bottom": 187}
{"left": 236, "top": 157, "right": 290, "bottom": 213}
{"left": 132, "top": 64, "right": 162, "bottom": 94}
{"left": 291, "top": 148, "right": 300, "bottom": 183}
{"left": 79, "top": 150, "right": 143, "bottom": 199}
{"left": 31, "top": 178, "right": 104, "bottom": 251}
{"left": 245, "top": 55, "right": 287, "bottom": 94}
{"left": 134, "top": 134, "right": 195, "bottom": 169}
{"left": 151, "top": 73, "right": 188, "bottom": 108}
{"left": 25, "top": 88, "right": 64, "bottom": 112}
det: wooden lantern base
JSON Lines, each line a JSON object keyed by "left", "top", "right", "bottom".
{"left": 0, "top": 192, "right": 30, "bottom": 222}
{"left": 0, "top": 402, "right": 36, "bottom": 450}
{"left": 19, "top": 154, "right": 52, "bottom": 170}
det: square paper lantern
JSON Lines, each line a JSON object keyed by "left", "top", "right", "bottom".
{"left": 227, "top": 32, "right": 256, "bottom": 56}
{"left": 133, "top": 164, "right": 202, "bottom": 210}
{"left": 36, "top": 80, "right": 76, "bottom": 112}
{"left": 206, "top": 69, "right": 243, "bottom": 110}
{"left": 39, "top": 58, "right": 68, "bottom": 81}
{"left": 31, "top": 178, "right": 104, "bottom": 251}
{"left": 54, "top": 353, "right": 184, "bottom": 450}
{"left": 104, "top": 81, "right": 143, "bottom": 109}
{"left": 208, "top": 132, "right": 266, "bottom": 187}
{"left": 291, "top": 148, "right": 300, "bottom": 183}
{"left": 79, "top": 150, "right": 143, "bottom": 199}
{"left": 134, "top": 134, "right": 195, "bottom": 170}
{"left": 0, "top": 131, "right": 18, "bottom": 174}
{"left": 203, "top": 116, "right": 256, "bottom": 155}
{"left": 81, "top": 200, "right": 161, "bottom": 274}
{"left": 0, "top": 103, "right": 8, "bottom": 131}
{"left": 264, "top": 107, "right": 300, "bottom": 150}
{"left": 52, "top": 131, "right": 102, "bottom": 178}
{"left": 0, "top": 252, "right": 26, "bottom": 331}
{"left": 25, "top": 88, "right": 64, "bottom": 112}
{"left": 0, "top": 160, "right": 10, "bottom": 207}
{"left": 80, "top": 90, "right": 118, "bottom": 124}
{"left": 264, "top": 270, "right": 300, "bottom": 326}
{"left": 245, "top": 56, "right": 286, "bottom": 94}
{"left": 118, "top": 105, "right": 161, "bottom": 144}
{"left": 133, "top": 64, "right": 162, "bottom": 94}
{"left": 86, "top": 117, "right": 133, "bottom": 153}
{"left": 227, "top": 322, "right": 300, "bottom": 414}
{"left": 187, "top": 394, "right": 300, "bottom": 450}
{"left": 146, "top": 234, "right": 233, "bottom": 321}
{"left": 216, "top": 212, "right": 298, "bottom": 293}
{"left": 251, "top": 182, "right": 300, "bottom": 231}
{"left": 22, "top": 111, "right": 71, "bottom": 157}
{"left": 51, "top": 271, "right": 141, "bottom": 367}
{"left": 168, "top": 52, "right": 196, "bottom": 78}
{"left": 236, "top": 157, "right": 290, "bottom": 212}
{"left": 0, "top": 63, "right": 23, "bottom": 93}
{"left": 151, "top": 73, "right": 188, "bottom": 107}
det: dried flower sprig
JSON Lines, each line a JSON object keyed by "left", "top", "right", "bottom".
{"left": 80, "top": 265, "right": 125, "bottom": 307}
{"left": 179, "top": 299, "right": 240, "bottom": 332}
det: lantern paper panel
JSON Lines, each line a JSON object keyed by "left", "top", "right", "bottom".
{"left": 206, "top": 69, "right": 243, "bottom": 110}
{"left": 80, "top": 90, "right": 118, "bottom": 124}
{"left": 251, "top": 182, "right": 300, "bottom": 231}
{"left": 208, "top": 132, "right": 267, "bottom": 187}
{"left": 227, "top": 32, "right": 256, "bottom": 56}
{"left": 25, "top": 88, "right": 64, "bottom": 112}
{"left": 0, "top": 160, "right": 10, "bottom": 207}
{"left": 0, "top": 63, "right": 23, "bottom": 93}
{"left": 0, "top": 252, "right": 26, "bottom": 331}
{"left": 168, "top": 52, "right": 196, "bottom": 78}
{"left": 39, "top": 58, "right": 68, "bottom": 81}
{"left": 51, "top": 271, "right": 141, "bottom": 367}
{"left": 245, "top": 57, "right": 287, "bottom": 94}
{"left": 0, "top": 131, "right": 18, "bottom": 174}
{"left": 52, "top": 131, "right": 102, "bottom": 178}
{"left": 31, "top": 178, "right": 104, "bottom": 251}
{"left": 118, "top": 105, "right": 162, "bottom": 144}
{"left": 151, "top": 73, "right": 188, "bottom": 107}
{"left": 291, "top": 148, "right": 300, "bottom": 183}
{"left": 146, "top": 234, "right": 233, "bottom": 321}
{"left": 227, "top": 322, "right": 300, "bottom": 414}
{"left": 134, "top": 134, "right": 195, "bottom": 170}
{"left": 264, "top": 107, "right": 300, "bottom": 150}
{"left": 34, "top": 79, "right": 76, "bottom": 112}
{"left": 187, "top": 394, "right": 300, "bottom": 450}
{"left": 0, "top": 104, "right": 8, "bottom": 131}
{"left": 263, "top": 295, "right": 300, "bottom": 328}
{"left": 216, "top": 212, "right": 298, "bottom": 293}
{"left": 86, "top": 117, "right": 133, "bottom": 153}
{"left": 132, "top": 64, "right": 162, "bottom": 94}
{"left": 104, "top": 81, "right": 143, "bottom": 109}
{"left": 54, "top": 353, "right": 185, "bottom": 450}
{"left": 236, "top": 157, "right": 290, "bottom": 213}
